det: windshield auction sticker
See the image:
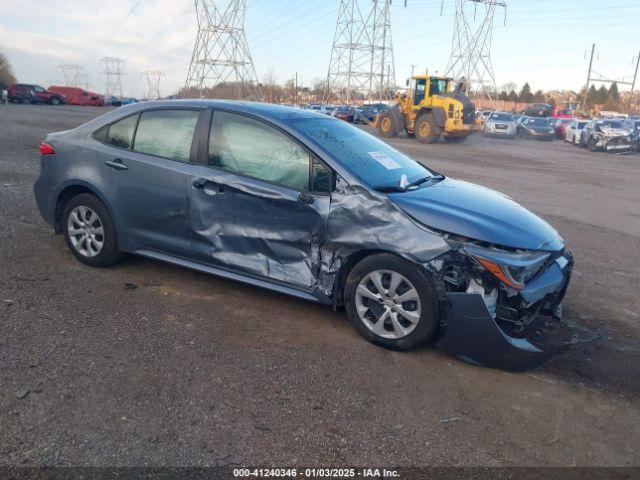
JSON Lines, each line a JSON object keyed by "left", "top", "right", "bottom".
{"left": 368, "top": 151, "right": 401, "bottom": 170}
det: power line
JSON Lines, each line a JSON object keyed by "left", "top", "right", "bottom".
{"left": 326, "top": 0, "right": 396, "bottom": 103}
{"left": 141, "top": 70, "right": 165, "bottom": 99}
{"left": 185, "top": 0, "right": 260, "bottom": 99}
{"left": 444, "top": 0, "right": 507, "bottom": 107}
{"left": 100, "top": 57, "right": 126, "bottom": 98}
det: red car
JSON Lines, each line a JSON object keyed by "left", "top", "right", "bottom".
{"left": 551, "top": 107, "right": 574, "bottom": 118}
{"left": 7, "top": 83, "right": 66, "bottom": 105}
{"left": 550, "top": 118, "right": 573, "bottom": 139}
{"left": 48, "top": 86, "right": 104, "bottom": 106}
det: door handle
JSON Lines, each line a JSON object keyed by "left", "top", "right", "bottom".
{"left": 193, "top": 178, "right": 224, "bottom": 195}
{"left": 297, "top": 192, "right": 314, "bottom": 205}
{"left": 105, "top": 159, "right": 128, "bottom": 171}
{"left": 192, "top": 178, "right": 206, "bottom": 190}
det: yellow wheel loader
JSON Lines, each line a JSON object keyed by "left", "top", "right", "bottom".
{"left": 377, "top": 75, "right": 476, "bottom": 143}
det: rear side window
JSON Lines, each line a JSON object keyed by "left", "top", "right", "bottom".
{"left": 133, "top": 109, "right": 199, "bottom": 162}
{"left": 105, "top": 114, "right": 138, "bottom": 149}
{"left": 208, "top": 111, "right": 310, "bottom": 191}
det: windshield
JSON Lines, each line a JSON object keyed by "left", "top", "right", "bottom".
{"left": 490, "top": 113, "right": 513, "bottom": 121}
{"left": 598, "top": 120, "right": 624, "bottom": 129}
{"left": 292, "top": 118, "right": 434, "bottom": 189}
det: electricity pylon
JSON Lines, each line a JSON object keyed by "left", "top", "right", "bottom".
{"left": 444, "top": 0, "right": 506, "bottom": 106}
{"left": 100, "top": 57, "right": 126, "bottom": 98}
{"left": 185, "top": 0, "right": 260, "bottom": 99}
{"left": 326, "top": 0, "right": 396, "bottom": 103}
{"left": 142, "top": 70, "right": 165, "bottom": 100}
{"left": 56, "top": 65, "right": 87, "bottom": 88}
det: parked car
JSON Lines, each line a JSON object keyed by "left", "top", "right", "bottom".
{"left": 564, "top": 119, "right": 589, "bottom": 144}
{"left": 305, "top": 104, "right": 327, "bottom": 115}
{"left": 359, "top": 103, "right": 388, "bottom": 123}
{"left": 48, "top": 86, "right": 104, "bottom": 106}
{"left": 622, "top": 119, "right": 640, "bottom": 151}
{"left": 521, "top": 103, "right": 553, "bottom": 118}
{"left": 580, "top": 119, "right": 635, "bottom": 152}
{"left": 476, "top": 109, "right": 492, "bottom": 127}
{"left": 332, "top": 106, "right": 356, "bottom": 122}
{"left": 105, "top": 96, "right": 139, "bottom": 107}
{"left": 34, "top": 100, "right": 580, "bottom": 371}
{"left": 551, "top": 107, "right": 574, "bottom": 118}
{"left": 7, "top": 83, "right": 66, "bottom": 105}
{"left": 517, "top": 117, "right": 555, "bottom": 140}
{"left": 550, "top": 118, "right": 572, "bottom": 139}
{"left": 483, "top": 112, "right": 516, "bottom": 139}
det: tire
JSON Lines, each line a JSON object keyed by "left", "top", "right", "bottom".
{"left": 587, "top": 137, "right": 598, "bottom": 152}
{"left": 415, "top": 113, "right": 440, "bottom": 144}
{"left": 50, "top": 97, "right": 60, "bottom": 105}
{"left": 62, "top": 193, "right": 122, "bottom": 267}
{"left": 344, "top": 253, "right": 440, "bottom": 351}
{"left": 377, "top": 111, "right": 398, "bottom": 138}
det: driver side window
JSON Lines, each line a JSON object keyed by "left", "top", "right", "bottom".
{"left": 208, "top": 111, "right": 311, "bottom": 191}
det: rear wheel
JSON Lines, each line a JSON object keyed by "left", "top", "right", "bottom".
{"left": 63, "top": 193, "right": 122, "bottom": 267}
{"left": 50, "top": 97, "right": 60, "bottom": 105}
{"left": 345, "top": 253, "right": 440, "bottom": 351}
{"left": 377, "top": 112, "right": 398, "bottom": 138}
{"left": 415, "top": 113, "right": 440, "bottom": 144}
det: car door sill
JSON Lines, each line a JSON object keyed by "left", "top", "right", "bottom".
{"left": 134, "top": 249, "right": 319, "bottom": 303}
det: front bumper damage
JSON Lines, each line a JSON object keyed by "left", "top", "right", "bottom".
{"left": 593, "top": 133, "right": 635, "bottom": 152}
{"left": 429, "top": 249, "right": 596, "bottom": 371}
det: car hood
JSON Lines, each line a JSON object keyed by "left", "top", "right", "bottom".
{"left": 388, "top": 178, "right": 563, "bottom": 251}
{"left": 527, "top": 125, "right": 554, "bottom": 133}
{"left": 596, "top": 127, "right": 630, "bottom": 137}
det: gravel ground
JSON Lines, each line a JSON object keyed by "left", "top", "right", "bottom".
{"left": 1, "top": 104, "right": 639, "bottom": 467}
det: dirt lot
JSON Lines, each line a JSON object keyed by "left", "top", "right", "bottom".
{"left": 1, "top": 104, "right": 639, "bottom": 467}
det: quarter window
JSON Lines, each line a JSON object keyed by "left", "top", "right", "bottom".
{"left": 133, "top": 109, "right": 199, "bottom": 162}
{"left": 106, "top": 114, "right": 138, "bottom": 149}
{"left": 208, "top": 111, "right": 310, "bottom": 191}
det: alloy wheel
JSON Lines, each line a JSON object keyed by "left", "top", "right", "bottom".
{"left": 355, "top": 270, "right": 421, "bottom": 339}
{"left": 67, "top": 205, "right": 105, "bottom": 258}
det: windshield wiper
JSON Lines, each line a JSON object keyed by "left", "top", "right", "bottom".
{"left": 404, "top": 174, "right": 444, "bottom": 190}
{"left": 374, "top": 174, "right": 445, "bottom": 193}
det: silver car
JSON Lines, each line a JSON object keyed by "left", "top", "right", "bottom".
{"left": 484, "top": 112, "right": 516, "bottom": 139}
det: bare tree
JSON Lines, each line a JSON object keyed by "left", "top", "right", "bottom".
{"left": 0, "top": 53, "right": 17, "bottom": 89}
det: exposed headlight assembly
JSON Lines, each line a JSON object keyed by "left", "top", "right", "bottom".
{"left": 462, "top": 244, "right": 550, "bottom": 290}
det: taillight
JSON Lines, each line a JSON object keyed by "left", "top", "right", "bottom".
{"left": 39, "top": 142, "right": 55, "bottom": 155}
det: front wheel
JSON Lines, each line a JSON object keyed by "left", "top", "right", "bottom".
{"left": 377, "top": 111, "right": 398, "bottom": 138}
{"left": 344, "top": 253, "right": 440, "bottom": 350}
{"left": 415, "top": 113, "right": 440, "bottom": 144}
{"left": 50, "top": 97, "right": 60, "bottom": 105}
{"left": 63, "top": 193, "right": 122, "bottom": 267}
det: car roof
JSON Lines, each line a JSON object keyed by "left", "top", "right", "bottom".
{"left": 118, "top": 99, "right": 323, "bottom": 122}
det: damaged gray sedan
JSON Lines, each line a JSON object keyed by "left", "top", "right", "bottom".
{"left": 34, "top": 100, "right": 582, "bottom": 371}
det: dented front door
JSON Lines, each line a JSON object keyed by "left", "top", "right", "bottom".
{"left": 187, "top": 166, "right": 329, "bottom": 289}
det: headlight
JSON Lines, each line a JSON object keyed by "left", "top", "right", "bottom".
{"left": 462, "top": 244, "right": 550, "bottom": 290}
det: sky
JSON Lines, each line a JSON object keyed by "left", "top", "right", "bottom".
{"left": 1, "top": 0, "right": 639, "bottom": 98}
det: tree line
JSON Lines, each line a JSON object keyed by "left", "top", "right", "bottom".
{"left": 496, "top": 82, "right": 547, "bottom": 104}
